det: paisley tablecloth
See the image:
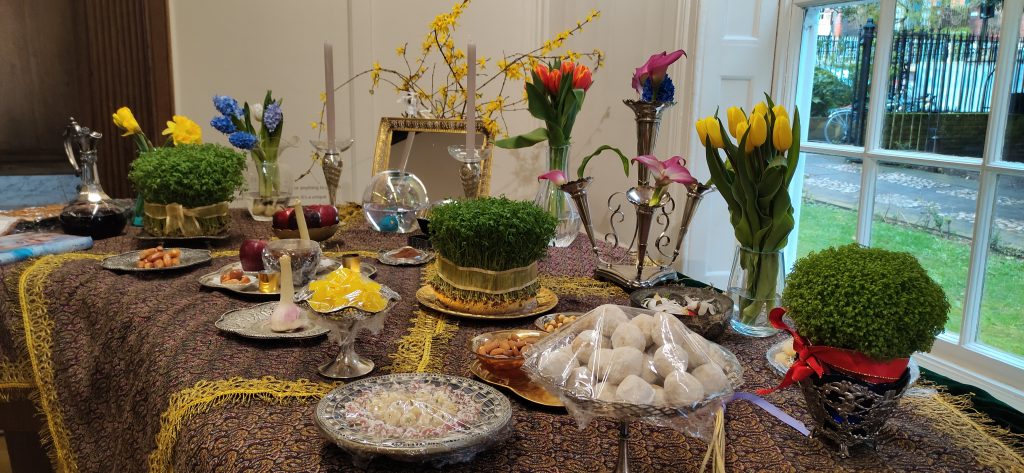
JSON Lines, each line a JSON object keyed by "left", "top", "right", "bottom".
{"left": 0, "top": 209, "right": 1021, "bottom": 472}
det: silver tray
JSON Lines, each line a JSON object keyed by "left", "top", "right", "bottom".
{"left": 198, "top": 259, "right": 376, "bottom": 298}
{"left": 101, "top": 249, "right": 212, "bottom": 272}
{"left": 378, "top": 247, "right": 435, "bottom": 266}
{"left": 315, "top": 373, "right": 512, "bottom": 464}
{"left": 215, "top": 302, "right": 329, "bottom": 340}
{"left": 534, "top": 312, "right": 585, "bottom": 332}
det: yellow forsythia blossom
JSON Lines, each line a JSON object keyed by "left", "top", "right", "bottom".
{"left": 112, "top": 107, "right": 142, "bottom": 136}
{"left": 161, "top": 115, "right": 202, "bottom": 145}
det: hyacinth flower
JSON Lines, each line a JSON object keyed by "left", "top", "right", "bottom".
{"left": 632, "top": 50, "right": 685, "bottom": 103}
{"left": 632, "top": 155, "right": 697, "bottom": 206}
{"left": 210, "top": 90, "right": 289, "bottom": 198}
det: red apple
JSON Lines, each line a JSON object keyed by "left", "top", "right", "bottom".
{"left": 239, "top": 239, "right": 268, "bottom": 271}
{"left": 311, "top": 204, "right": 339, "bottom": 226}
{"left": 272, "top": 208, "right": 294, "bottom": 230}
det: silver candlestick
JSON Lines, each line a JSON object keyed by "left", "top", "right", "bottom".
{"left": 447, "top": 145, "right": 490, "bottom": 198}
{"left": 312, "top": 139, "right": 354, "bottom": 208}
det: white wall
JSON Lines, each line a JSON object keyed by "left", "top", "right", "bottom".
{"left": 169, "top": 0, "right": 774, "bottom": 283}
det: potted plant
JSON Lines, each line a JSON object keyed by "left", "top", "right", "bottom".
{"left": 427, "top": 197, "right": 556, "bottom": 314}
{"left": 128, "top": 144, "right": 247, "bottom": 237}
{"left": 762, "top": 244, "right": 949, "bottom": 456}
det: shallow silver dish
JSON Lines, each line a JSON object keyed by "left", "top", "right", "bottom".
{"left": 101, "top": 248, "right": 212, "bottom": 272}
{"left": 215, "top": 302, "right": 329, "bottom": 340}
{"left": 315, "top": 373, "right": 512, "bottom": 465}
{"left": 534, "top": 312, "right": 584, "bottom": 332}
{"left": 378, "top": 247, "right": 435, "bottom": 266}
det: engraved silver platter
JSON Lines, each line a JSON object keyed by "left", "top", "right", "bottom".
{"left": 101, "top": 248, "right": 212, "bottom": 272}
{"left": 215, "top": 302, "right": 328, "bottom": 340}
{"left": 198, "top": 259, "right": 376, "bottom": 298}
{"left": 315, "top": 373, "right": 512, "bottom": 466}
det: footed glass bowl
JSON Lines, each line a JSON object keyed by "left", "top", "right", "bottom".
{"left": 262, "top": 239, "right": 322, "bottom": 287}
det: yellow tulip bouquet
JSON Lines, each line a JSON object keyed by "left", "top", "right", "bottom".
{"left": 696, "top": 95, "right": 800, "bottom": 332}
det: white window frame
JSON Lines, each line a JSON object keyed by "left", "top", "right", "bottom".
{"left": 777, "top": 0, "right": 1024, "bottom": 412}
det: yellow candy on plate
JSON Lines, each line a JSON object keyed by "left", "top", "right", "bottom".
{"left": 308, "top": 267, "right": 388, "bottom": 312}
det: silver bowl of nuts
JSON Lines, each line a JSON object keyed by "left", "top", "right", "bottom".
{"left": 534, "top": 312, "right": 583, "bottom": 333}
{"left": 629, "top": 286, "right": 733, "bottom": 342}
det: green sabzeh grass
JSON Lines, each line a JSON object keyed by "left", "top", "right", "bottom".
{"left": 796, "top": 201, "right": 1024, "bottom": 357}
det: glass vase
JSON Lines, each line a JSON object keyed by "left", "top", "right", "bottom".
{"left": 246, "top": 159, "right": 293, "bottom": 221}
{"left": 727, "top": 246, "right": 784, "bottom": 337}
{"left": 533, "top": 145, "right": 581, "bottom": 247}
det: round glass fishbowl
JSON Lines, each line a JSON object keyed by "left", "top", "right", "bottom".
{"left": 362, "top": 170, "right": 429, "bottom": 233}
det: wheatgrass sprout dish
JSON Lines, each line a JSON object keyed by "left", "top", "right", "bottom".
{"left": 427, "top": 197, "right": 556, "bottom": 315}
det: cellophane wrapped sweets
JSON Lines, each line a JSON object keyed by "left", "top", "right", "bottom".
{"left": 522, "top": 304, "right": 744, "bottom": 439}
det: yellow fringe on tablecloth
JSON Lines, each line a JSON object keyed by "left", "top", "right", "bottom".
{"left": 146, "top": 376, "right": 337, "bottom": 473}
{"left": 905, "top": 386, "right": 1024, "bottom": 472}
{"left": 19, "top": 253, "right": 105, "bottom": 473}
{"left": 386, "top": 261, "right": 459, "bottom": 374}
{"left": 0, "top": 359, "right": 35, "bottom": 401}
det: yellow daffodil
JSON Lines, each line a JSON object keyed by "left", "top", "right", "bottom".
{"left": 726, "top": 106, "right": 746, "bottom": 138}
{"left": 161, "top": 115, "right": 202, "bottom": 145}
{"left": 753, "top": 101, "right": 768, "bottom": 116}
{"left": 773, "top": 116, "right": 792, "bottom": 152}
{"left": 748, "top": 113, "right": 768, "bottom": 148}
{"left": 772, "top": 104, "right": 788, "bottom": 121}
{"left": 112, "top": 107, "right": 142, "bottom": 136}
{"left": 736, "top": 121, "right": 752, "bottom": 152}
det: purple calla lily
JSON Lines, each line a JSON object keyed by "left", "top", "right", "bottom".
{"left": 538, "top": 169, "right": 568, "bottom": 186}
{"left": 632, "top": 154, "right": 696, "bottom": 205}
{"left": 632, "top": 50, "right": 686, "bottom": 94}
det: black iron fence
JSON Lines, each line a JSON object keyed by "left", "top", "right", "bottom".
{"left": 815, "top": 28, "right": 1024, "bottom": 115}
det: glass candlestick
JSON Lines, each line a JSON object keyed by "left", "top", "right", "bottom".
{"left": 311, "top": 139, "right": 354, "bottom": 208}
{"left": 447, "top": 145, "right": 490, "bottom": 199}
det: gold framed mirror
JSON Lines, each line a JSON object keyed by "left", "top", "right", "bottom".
{"left": 371, "top": 117, "right": 493, "bottom": 199}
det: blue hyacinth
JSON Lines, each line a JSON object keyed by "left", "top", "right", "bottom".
{"left": 228, "top": 131, "right": 258, "bottom": 150}
{"left": 213, "top": 95, "right": 242, "bottom": 118}
{"left": 263, "top": 101, "right": 283, "bottom": 133}
{"left": 641, "top": 76, "right": 675, "bottom": 103}
{"left": 210, "top": 115, "right": 236, "bottom": 134}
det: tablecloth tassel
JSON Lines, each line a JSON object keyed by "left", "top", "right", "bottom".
{"left": 699, "top": 406, "right": 726, "bottom": 473}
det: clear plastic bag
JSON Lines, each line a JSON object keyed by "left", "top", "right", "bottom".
{"left": 522, "top": 304, "right": 744, "bottom": 440}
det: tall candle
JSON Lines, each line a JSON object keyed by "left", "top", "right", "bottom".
{"left": 324, "top": 43, "right": 336, "bottom": 149}
{"left": 465, "top": 40, "right": 476, "bottom": 157}
{"left": 279, "top": 254, "right": 294, "bottom": 302}
{"left": 294, "top": 200, "right": 310, "bottom": 241}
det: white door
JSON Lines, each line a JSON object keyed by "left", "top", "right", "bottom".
{"left": 684, "top": 0, "right": 781, "bottom": 287}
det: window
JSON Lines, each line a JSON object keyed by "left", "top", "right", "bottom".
{"left": 786, "top": 0, "right": 1024, "bottom": 409}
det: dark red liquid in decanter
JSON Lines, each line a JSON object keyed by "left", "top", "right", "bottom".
{"left": 60, "top": 206, "right": 127, "bottom": 240}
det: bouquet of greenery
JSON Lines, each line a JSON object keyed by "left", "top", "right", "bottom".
{"left": 697, "top": 94, "right": 800, "bottom": 329}
{"left": 209, "top": 91, "right": 287, "bottom": 198}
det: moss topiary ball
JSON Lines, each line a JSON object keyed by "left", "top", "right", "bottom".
{"left": 782, "top": 244, "right": 950, "bottom": 360}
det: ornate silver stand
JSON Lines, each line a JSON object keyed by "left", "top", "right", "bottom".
{"left": 313, "top": 139, "right": 354, "bottom": 208}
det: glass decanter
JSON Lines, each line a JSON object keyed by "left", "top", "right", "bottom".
{"left": 59, "top": 118, "right": 128, "bottom": 239}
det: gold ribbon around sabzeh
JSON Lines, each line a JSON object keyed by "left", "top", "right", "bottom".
{"left": 144, "top": 202, "right": 229, "bottom": 236}
{"left": 436, "top": 256, "right": 538, "bottom": 294}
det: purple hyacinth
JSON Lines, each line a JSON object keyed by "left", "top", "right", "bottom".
{"left": 263, "top": 101, "right": 283, "bottom": 133}
{"left": 212, "top": 95, "right": 242, "bottom": 118}
{"left": 228, "top": 131, "right": 258, "bottom": 150}
{"left": 210, "top": 115, "right": 236, "bottom": 134}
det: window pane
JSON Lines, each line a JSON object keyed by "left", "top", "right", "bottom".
{"left": 804, "top": 3, "right": 880, "bottom": 146}
{"left": 978, "top": 174, "right": 1024, "bottom": 356}
{"left": 881, "top": 1, "right": 1003, "bottom": 158}
{"left": 1002, "top": 9, "right": 1024, "bottom": 163}
{"left": 871, "top": 162, "right": 980, "bottom": 334}
{"left": 796, "top": 153, "right": 861, "bottom": 258}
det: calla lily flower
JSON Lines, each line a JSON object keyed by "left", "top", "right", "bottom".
{"left": 632, "top": 50, "right": 686, "bottom": 93}
{"left": 632, "top": 154, "right": 697, "bottom": 205}
{"left": 538, "top": 169, "right": 568, "bottom": 186}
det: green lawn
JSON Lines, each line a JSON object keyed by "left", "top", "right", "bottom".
{"left": 796, "top": 202, "right": 1024, "bottom": 357}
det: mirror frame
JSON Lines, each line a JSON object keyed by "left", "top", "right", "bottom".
{"left": 372, "top": 117, "right": 494, "bottom": 197}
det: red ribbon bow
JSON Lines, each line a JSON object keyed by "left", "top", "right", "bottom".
{"left": 757, "top": 308, "right": 909, "bottom": 395}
